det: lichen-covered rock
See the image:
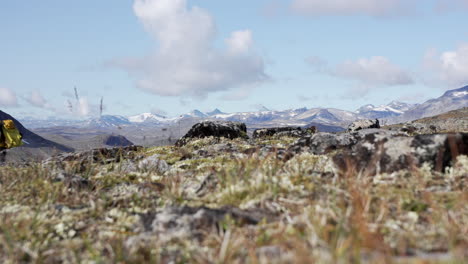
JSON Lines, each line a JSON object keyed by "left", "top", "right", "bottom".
{"left": 289, "top": 129, "right": 402, "bottom": 155}
{"left": 333, "top": 133, "right": 468, "bottom": 175}
{"left": 134, "top": 206, "right": 273, "bottom": 243}
{"left": 176, "top": 121, "right": 248, "bottom": 146}
{"left": 253, "top": 127, "right": 306, "bottom": 138}
{"left": 347, "top": 119, "right": 380, "bottom": 132}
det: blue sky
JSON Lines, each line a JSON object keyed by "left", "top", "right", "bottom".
{"left": 1, "top": 0, "right": 468, "bottom": 119}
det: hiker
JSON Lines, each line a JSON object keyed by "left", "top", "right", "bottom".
{"left": 0, "top": 119, "right": 24, "bottom": 151}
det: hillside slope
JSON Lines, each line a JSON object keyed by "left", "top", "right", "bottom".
{"left": 0, "top": 110, "right": 73, "bottom": 163}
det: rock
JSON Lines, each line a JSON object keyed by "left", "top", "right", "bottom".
{"left": 119, "top": 160, "right": 138, "bottom": 173}
{"left": 138, "top": 154, "right": 170, "bottom": 173}
{"left": 397, "top": 123, "right": 439, "bottom": 135}
{"left": 333, "top": 133, "right": 468, "bottom": 175}
{"left": 289, "top": 129, "right": 402, "bottom": 155}
{"left": 347, "top": 119, "right": 380, "bottom": 132}
{"left": 103, "top": 135, "right": 134, "bottom": 147}
{"left": 176, "top": 121, "right": 248, "bottom": 146}
{"left": 253, "top": 127, "right": 306, "bottom": 139}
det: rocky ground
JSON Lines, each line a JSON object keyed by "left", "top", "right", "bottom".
{"left": 0, "top": 120, "right": 467, "bottom": 263}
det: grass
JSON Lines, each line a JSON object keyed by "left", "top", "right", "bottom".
{"left": 0, "top": 136, "right": 467, "bottom": 263}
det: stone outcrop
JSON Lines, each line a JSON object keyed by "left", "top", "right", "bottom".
{"left": 333, "top": 132, "right": 468, "bottom": 175}
{"left": 289, "top": 129, "right": 467, "bottom": 174}
{"left": 347, "top": 119, "right": 380, "bottom": 132}
{"left": 289, "top": 129, "right": 403, "bottom": 155}
{"left": 176, "top": 121, "right": 248, "bottom": 146}
{"left": 252, "top": 126, "right": 316, "bottom": 139}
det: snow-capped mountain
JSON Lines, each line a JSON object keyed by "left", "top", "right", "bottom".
{"left": 356, "top": 101, "right": 415, "bottom": 119}
{"left": 206, "top": 108, "right": 226, "bottom": 116}
{"left": 128, "top": 113, "right": 169, "bottom": 123}
{"left": 391, "top": 85, "right": 468, "bottom": 123}
{"left": 182, "top": 110, "right": 208, "bottom": 118}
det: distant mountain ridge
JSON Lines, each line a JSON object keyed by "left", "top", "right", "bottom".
{"left": 17, "top": 85, "right": 468, "bottom": 131}
{"left": 356, "top": 101, "right": 416, "bottom": 119}
{"left": 390, "top": 85, "right": 468, "bottom": 123}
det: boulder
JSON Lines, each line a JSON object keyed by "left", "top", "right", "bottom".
{"left": 176, "top": 121, "right": 248, "bottom": 146}
{"left": 253, "top": 127, "right": 307, "bottom": 139}
{"left": 333, "top": 133, "right": 468, "bottom": 175}
{"left": 347, "top": 119, "right": 380, "bottom": 132}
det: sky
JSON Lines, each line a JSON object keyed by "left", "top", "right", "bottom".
{"left": 1, "top": 0, "right": 468, "bottom": 119}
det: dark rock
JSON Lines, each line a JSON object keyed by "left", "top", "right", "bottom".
{"left": 103, "top": 135, "right": 134, "bottom": 147}
{"left": 253, "top": 127, "right": 306, "bottom": 139}
{"left": 347, "top": 119, "right": 380, "bottom": 132}
{"left": 333, "top": 133, "right": 468, "bottom": 175}
{"left": 176, "top": 121, "right": 248, "bottom": 146}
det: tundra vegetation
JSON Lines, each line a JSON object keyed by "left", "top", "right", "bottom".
{"left": 0, "top": 125, "right": 467, "bottom": 263}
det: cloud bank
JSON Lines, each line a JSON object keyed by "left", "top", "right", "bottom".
{"left": 0, "top": 87, "right": 18, "bottom": 107}
{"left": 113, "top": 0, "right": 268, "bottom": 99}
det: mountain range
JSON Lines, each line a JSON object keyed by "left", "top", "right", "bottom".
{"left": 18, "top": 85, "right": 468, "bottom": 131}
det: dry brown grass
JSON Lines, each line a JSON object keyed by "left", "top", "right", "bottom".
{"left": 1, "top": 137, "right": 467, "bottom": 263}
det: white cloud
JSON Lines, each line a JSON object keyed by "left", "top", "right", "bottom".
{"left": 60, "top": 97, "right": 92, "bottom": 118}
{"left": 333, "top": 56, "right": 413, "bottom": 86}
{"left": 290, "top": 0, "right": 417, "bottom": 17}
{"left": 26, "top": 90, "right": 49, "bottom": 108}
{"left": 226, "top": 30, "right": 253, "bottom": 55}
{"left": 307, "top": 56, "right": 413, "bottom": 95}
{"left": 112, "top": 0, "right": 268, "bottom": 99}
{"left": 0, "top": 87, "right": 18, "bottom": 107}
{"left": 423, "top": 44, "right": 468, "bottom": 87}
{"left": 77, "top": 98, "right": 90, "bottom": 117}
